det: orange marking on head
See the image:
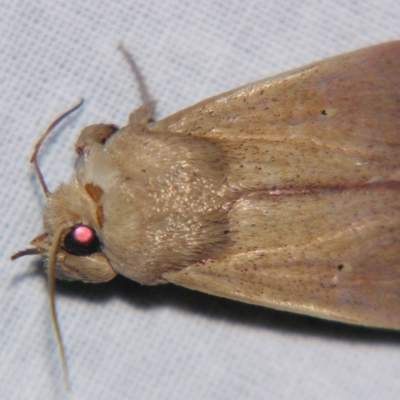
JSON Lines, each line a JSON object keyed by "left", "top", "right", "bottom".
{"left": 96, "top": 206, "right": 105, "bottom": 228}
{"left": 85, "top": 183, "right": 104, "bottom": 203}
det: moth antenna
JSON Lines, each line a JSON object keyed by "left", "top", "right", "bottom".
{"left": 47, "top": 227, "right": 71, "bottom": 392}
{"left": 30, "top": 99, "right": 84, "bottom": 197}
{"left": 117, "top": 43, "right": 155, "bottom": 122}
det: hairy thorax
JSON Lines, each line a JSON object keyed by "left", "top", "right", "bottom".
{"left": 68, "top": 124, "right": 235, "bottom": 284}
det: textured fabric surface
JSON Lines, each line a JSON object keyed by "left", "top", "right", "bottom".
{"left": 1, "top": 1, "right": 400, "bottom": 399}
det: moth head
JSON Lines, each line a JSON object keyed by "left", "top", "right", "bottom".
{"left": 12, "top": 100, "right": 117, "bottom": 284}
{"left": 21, "top": 221, "right": 116, "bottom": 284}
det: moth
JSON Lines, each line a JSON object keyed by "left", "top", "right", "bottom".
{"left": 12, "top": 41, "right": 400, "bottom": 386}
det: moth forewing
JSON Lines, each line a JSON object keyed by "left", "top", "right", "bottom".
{"left": 156, "top": 41, "right": 400, "bottom": 329}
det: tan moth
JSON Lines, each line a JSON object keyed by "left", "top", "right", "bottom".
{"left": 13, "top": 42, "right": 400, "bottom": 387}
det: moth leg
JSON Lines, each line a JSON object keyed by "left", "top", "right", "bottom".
{"left": 128, "top": 102, "right": 156, "bottom": 127}
{"left": 117, "top": 43, "right": 155, "bottom": 125}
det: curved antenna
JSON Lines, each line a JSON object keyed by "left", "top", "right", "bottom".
{"left": 47, "top": 227, "right": 71, "bottom": 392}
{"left": 30, "top": 99, "right": 84, "bottom": 196}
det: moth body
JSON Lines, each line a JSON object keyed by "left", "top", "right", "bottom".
{"left": 50, "top": 109, "right": 234, "bottom": 284}
{"left": 16, "top": 41, "right": 400, "bottom": 330}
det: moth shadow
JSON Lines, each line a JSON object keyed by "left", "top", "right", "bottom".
{"left": 42, "top": 264, "right": 400, "bottom": 345}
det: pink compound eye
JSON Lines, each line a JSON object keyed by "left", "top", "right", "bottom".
{"left": 73, "top": 225, "right": 94, "bottom": 243}
{"left": 64, "top": 224, "right": 101, "bottom": 256}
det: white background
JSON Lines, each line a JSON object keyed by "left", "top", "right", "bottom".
{"left": 1, "top": 1, "right": 400, "bottom": 399}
